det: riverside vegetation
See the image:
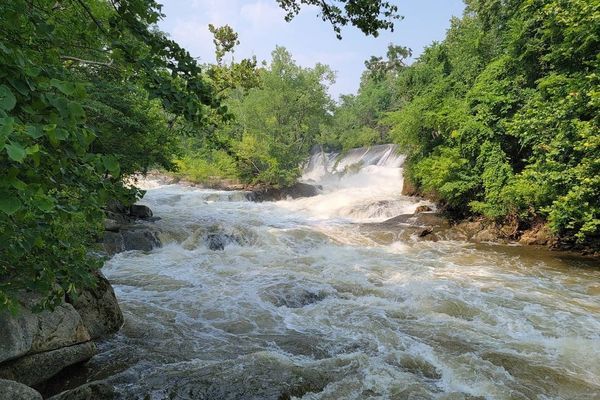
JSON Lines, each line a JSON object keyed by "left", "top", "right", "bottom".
{"left": 177, "top": 0, "right": 599, "bottom": 250}
{"left": 0, "top": 1, "right": 598, "bottom": 398}
{"left": 0, "top": 0, "right": 598, "bottom": 344}
{"left": 0, "top": 0, "right": 401, "bottom": 311}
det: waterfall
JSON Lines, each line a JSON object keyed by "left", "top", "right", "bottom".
{"left": 278, "top": 144, "right": 424, "bottom": 223}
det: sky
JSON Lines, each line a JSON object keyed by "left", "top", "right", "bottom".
{"left": 157, "top": 0, "right": 465, "bottom": 99}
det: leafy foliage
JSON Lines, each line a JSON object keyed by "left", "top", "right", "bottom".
{"left": 0, "top": 0, "right": 218, "bottom": 311}
{"left": 380, "top": 0, "right": 599, "bottom": 243}
{"left": 275, "top": 0, "right": 402, "bottom": 39}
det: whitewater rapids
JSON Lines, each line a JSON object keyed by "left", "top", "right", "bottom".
{"left": 77, "top": 145, "right": 599, "bottom": 399}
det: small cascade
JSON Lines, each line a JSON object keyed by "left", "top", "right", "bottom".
{"left": 301, "top": 144, "right": 405, "bottom": 184}
{"left": 280, "top": 144, "right": 425, "bottom": 222}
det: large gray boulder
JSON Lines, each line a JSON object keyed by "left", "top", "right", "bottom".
{"left": 248, "top": 182, "right": 321, "bottom": 202}
{"left": 0, "top": 301, "right": 90, "bottom": 364}
{"left": 68, "top": 272, "right": 123, "bottom": 340}
{"left": 0, "top": 379, "right": 43, "bottom": 400}
{"left": 122, "top": 228, "right": 161, "bottom": 251}
{"left": 47, "top": 380, "right": 115, "bottom": 400}
{"left": 129, "top": 204, "right": 153, "bottom": 219}
{"left": 102, "top": 231, "right": 125, "bottom": 255}
{"left": 0, "top": 342, "right": 96, "bottom": 386}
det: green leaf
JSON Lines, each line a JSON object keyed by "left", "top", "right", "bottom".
{"left": 26, "top": 125, "right": 44, "bottom": 139}
{"left": 0, "top": 117, "right": 15, "bottom": 138}
{"left": 34, "top": 195, "right": 54, "bottom": 212}
{"left": 10, "top": 178, "right": 27, "bottom": 191}
{"left": 67, "top": 101, "right": 85, "bottom": 122}
{"left": 0, "top": 85, "right": 16, "bottom": 111}
{"left": 5, "top": 143, "right": 26, "bottom": 162}
{"left": 50, "top": 79, "right": 76, "bottom": 96}
{"left": 55, "top": 128, "right": 69, "bottom": 140}
{"left": 8, "top": 78, "right": 30, "bottom": 96}
{"left": 26, "top": 144, "right": 40, "bottom": 154}
{"left": 0, "top": 195, "right": 21, "bottom": 215}
{"left": 102, "top": 156, "right": 120, "bottom": 176}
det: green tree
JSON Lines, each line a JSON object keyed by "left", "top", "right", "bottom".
{"left": 0, "top": 0, "right": 219, "bottom": 311}
{"left": 380, "top": 0, "right": 599, "bottom": 244}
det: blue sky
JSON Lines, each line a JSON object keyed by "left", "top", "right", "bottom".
{"left": 157, "top": 0, "right": 465, "bottom": 98}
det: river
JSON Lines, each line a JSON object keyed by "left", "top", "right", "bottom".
{"left": 72, "top": 145, "right": 600, "bottom": 399}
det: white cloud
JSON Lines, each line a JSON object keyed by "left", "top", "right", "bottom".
{"left": 240, "top": 1, "right": 286, "bottom": 28}
{"left": 171, "top": 18, "right": 215, "bottom": 63}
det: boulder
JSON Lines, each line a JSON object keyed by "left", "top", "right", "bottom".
{"left": 248, "top": 182, "right": 321, "bottom": 202}
{"left": 360, "top": 213, "right": 451, "bottom": 243}
{"left": 102, "top": 231, "right": 125, "bottom": 255}
{"left": 472, "top": 226, "right": 501, "bottom": 242}
{"left": 414, "top": 205, "right": 433, "bottom": 213}
{"left": 401, "top": 176, "right": 418, "bottom": 196}
{"left": 68, "top": 272, "right": 123, "bottom": 340}
{"left": 129, "top": 204, "right": 153, "bottom": 219}
{"left": 0, "top": 379, "right": 42, "bottom": 400}
{"left": 47, "top": 381, "right": 115, "bottom": 400}
{"left": 519, "top": 224, "right": 555, "bottom": 246}
{"left": 105, "top": 199, "right": 128, "bottom": 215}
{"left": 205, "top": 232, "right": 242, "bottom": 251}
{"left": 103, "top": 219, "right": 121, "bottom": 232}
{"left": 104, "top": 211, "right": 131, "bottom": 225}
{"left": 0, "top": 302, "right": 90, "bottom": 364}
{"left": 122, "top": 228, "right": 161, "bottom": 252}
{"left": 0, "top": 342, "right": 96, "bottom": 386}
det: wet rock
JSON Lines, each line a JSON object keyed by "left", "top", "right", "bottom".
{"left": 262, "top": 284, "right": 327, "bottom": 308}
{"left": 401, "top": 176, "right": 418, "bottom": 196}
{"left": 68, "top": 272, "right": 123, "bottom": 340}
{"left": 129, "top": 204, "right": 153, "bottom": 219}
{"left": 382, "top": 213, "right": 449, "bottom": 229}
{"left": 105, "top": 199, "right": 128, "bottom": 215}
{"left": 248, "top": 182, "right": 321, "bottom": 202}
{"left": 472, "top": 226, "right": 500, "bottom": 242}
{"left": 205, "top": 232, "right": 240, "bottom": 251}
{"left": 0, "top": 379, "right": 42, "bottom": 400}
{"left": 414, "top": 205, "right": 433, "bottom": 213}
{"left": 0, "top": 302, "right": 90, "bottom": 364}
{"left": 0, "top": 342, "right": 96, "bottom": 387}
{"left": 102, "top": 231, "right": 124, "bottom": 255}
{"left": 132, "top": 352, "right": 355, "bottom": 400}
{"left": 103, "top": 219, "right": 120, "bottom": 232}
{"left": 121, "top": 228, "right": 161, "bottom": 252}
{"left": 47, "top": 381, "right": 115, "bottom": 400}
{"left": 418, "top": 227, "right": 434, "bottom": 237}
{"left": 104, "top": 211, "right": 131, "bottom": 225}
{"left": 519, "top": 224, "right": 555, "bottom": 246}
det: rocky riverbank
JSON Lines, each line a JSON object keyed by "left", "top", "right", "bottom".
{"left": 0, "top": 271, "right": 121, "bottom": 399}
{"left": 0, "top": 200, "right": 163, "bottom": 399}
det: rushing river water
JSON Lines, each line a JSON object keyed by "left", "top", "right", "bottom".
{"left": 66, "top": 145, "right": 599, "bottom": 399}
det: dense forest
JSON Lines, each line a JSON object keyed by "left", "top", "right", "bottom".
{"left": 1, "top": 0, "right": 598, "bottom": 311}
{"left": 0, "top": 0, "right": 399, "bottom": 311}
{"left": 178, "top": 0, "right": 599, "bottom": 249}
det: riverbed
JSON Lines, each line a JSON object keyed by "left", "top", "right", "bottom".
{"left": 59, "top": 146, "right": 600, "bottom": 399}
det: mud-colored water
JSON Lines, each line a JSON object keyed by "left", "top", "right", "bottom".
{"left": 66, "top": 145, "right": 600, "bottom": 399}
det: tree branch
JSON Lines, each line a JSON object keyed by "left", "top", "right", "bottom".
{"left": 60, "top": 55, "right": 115, "bottom": 68}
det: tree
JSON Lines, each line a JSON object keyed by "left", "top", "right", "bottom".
{"left": 275, "top": 0, "right": 402, "bottom": 38}
{"left": 381, "top": 0, "right": 599, "bottom": 245}
{"left": 0, "top": 0, "right": 219, "bottom": 311}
